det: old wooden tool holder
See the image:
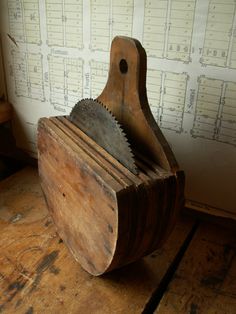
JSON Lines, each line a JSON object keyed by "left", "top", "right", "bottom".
{"left": 38, "top": 37, "right": 184, "bottom": 276}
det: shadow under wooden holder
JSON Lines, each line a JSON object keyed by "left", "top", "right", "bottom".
{"left": 38, "top": 37, "right": 185, "bottom": 276}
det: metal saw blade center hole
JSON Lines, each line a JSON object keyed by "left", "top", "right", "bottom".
{"left": 119, "top": 59, "right": 128, "bottom": 74}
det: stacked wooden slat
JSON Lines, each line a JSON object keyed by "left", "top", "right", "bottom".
{"left": 38, "top": 116, "right": 184, "bottom": 276}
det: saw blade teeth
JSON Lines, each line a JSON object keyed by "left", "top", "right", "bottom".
{"left": 102, "top": 108, "right": 132, "bottom": 146}
{"left": 70, "top": 98, "right": 138, "bottom": 174}
{"left": 96, "top": 99, "right": 119, "bottom": 121}
{"left": 97, "top": 101, "right": 117, "bottom": 125}
{"left": 97, "top": 101, "right": 133, "bottom": 146}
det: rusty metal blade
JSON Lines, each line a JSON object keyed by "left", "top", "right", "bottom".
{"left": 69, "top": 98, "right": 137, "bottom": 174}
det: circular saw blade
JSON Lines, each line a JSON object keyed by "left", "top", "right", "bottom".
{"left": 69, "top": 98, "right": 138, "bottom": 174}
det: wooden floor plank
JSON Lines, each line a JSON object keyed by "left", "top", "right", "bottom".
{"left": 155, "top": 221, "right": 236, "bottom": 314}
{"left": 0, "top": 167, "right": 195, "bottom": 313}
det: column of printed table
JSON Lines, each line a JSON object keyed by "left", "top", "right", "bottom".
{"left": 46, "top": 0, "right": 82, "bottom": 48}
{"left": 13, "top": 52, "right": 44, "bottom": 100}
{"left": 48, "top": 56, "right": 83, "bottom": 107}
{"left": 90, "top": 60, "right": 109, "bottom": 98}
{"left": 160, "top": 72, "right": 187, "bottom": 132}
{"left": 192, "top": 77, "right": 222, "bottom": 140}
{"left": 217, "top": 82, "right": 236, "bottom": 146}
{"left": 8, "top": 0, "right": 41, "bottom": 44}
{"left": 201, "top": 0, "right": 235, "bottom": 67}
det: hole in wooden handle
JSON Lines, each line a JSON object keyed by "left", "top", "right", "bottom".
{"left": 119, "top": 59, "right": 128, "bottom": 74}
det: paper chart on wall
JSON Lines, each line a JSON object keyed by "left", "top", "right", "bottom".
{"left": 1, "top": 0, "right": 236, "bottom": 215}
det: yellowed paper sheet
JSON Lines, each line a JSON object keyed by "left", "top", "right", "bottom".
{"left": 0, "top": 0, "right": 236, "bottom": 215}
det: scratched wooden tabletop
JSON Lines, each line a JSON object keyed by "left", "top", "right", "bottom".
{"left": 0, "top": 167, "right": 235, "bottom": 313}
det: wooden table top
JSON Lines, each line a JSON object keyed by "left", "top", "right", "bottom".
{"left": 0, "top": 167, "right": 235, "bottom": 313}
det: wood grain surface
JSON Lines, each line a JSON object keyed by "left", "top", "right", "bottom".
{"left": 98, "top": 36, "right": 178, "bottom": 173}
{"left": 155, "top": 222, "right": 236, "bottom": 314}
{"left": 37, "top": 37, "right": 185, "bottom": 275}
{"left": 1, "top": 168, "right": 236, "bottom": 313}
{"left": 0, "top": 167, "right": 194, "bottom": 313}
{"left": 38, "top": 115, "right": 184, "bottom": 275}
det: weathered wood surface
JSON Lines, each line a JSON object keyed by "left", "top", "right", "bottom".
{"left": 98, "top": 36, "right": 178, "bottom": 173}
{"left": 155, "top": 222, "right": 236, "bottom": 314}
{"left": 37, "top": 36, "right": 185, "bottom": 275}
{"left": 185, "top": 201, "right": 236, "bottom": 225}
{"left": 38, "top": 114, "right": 184, "bottom": 275}
{"left": 0, "top": 167, "right": 194, "bottom": 313}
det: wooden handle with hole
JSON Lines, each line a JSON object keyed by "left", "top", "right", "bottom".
{"left": 98, "top": 36, "right": 178, "bottom": 173}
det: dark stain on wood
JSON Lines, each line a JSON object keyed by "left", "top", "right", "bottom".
{"left": 190, "top": 303, "right": 198, "bottom": 314}
{"left": 8, "top": 280, "right": 25, "bottom": 292}
{"left": 30, "top": 250, "right": 59, "bottom": 292}
{"left": 201, "top": 243, "right": 235, "bottom": 289}
{"left": 25, "top": 306, "right": 34, "bottom": 314}
{"left": 108, "top": 204, "right": 115, "bottom": 212}
{"left": 36, "top": 250, "right": 59, "bottom": 273}
{"left": 0, "top": 278, "right": 26, "bottom": 312}
{"left": 107, "top": 224, "right": 113, "bottom": 233}
{"left": 59, "top": 285, "right": 66, "bottom": 291}
{"left": 44, "top": 220, "right": 52, "bottom": 227}
{"left": 104, "top": 243, "right": 112, "bottom": 255}
{"left": 201, "top": 275, "right": 223, "bottom": 287}
{"left": 86, "top": 259, "right": 97, "bottom": 273}
{"left": 49, "top": 265, "right": 60, "bottom": 275}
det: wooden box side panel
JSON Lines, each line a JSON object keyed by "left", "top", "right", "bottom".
{"left": 38, "top": 118, "right": 120, "bottom": 275}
